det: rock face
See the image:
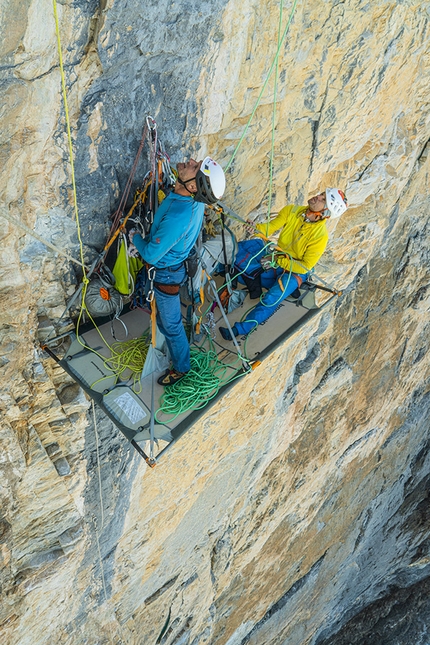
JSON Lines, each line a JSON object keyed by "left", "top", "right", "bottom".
{"left": 0, "top": 1, "right": 429, "bottom": 644}
{"left": 317, "top": 576, "right": 430, "bottom": 645}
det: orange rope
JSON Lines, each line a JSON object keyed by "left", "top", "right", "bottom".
{"left": 103, "top": 181, "right": 151, "bottom": 254}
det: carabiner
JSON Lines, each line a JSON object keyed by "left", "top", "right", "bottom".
{"left": 146, "top": 115, "right": 156, "bottom": 131}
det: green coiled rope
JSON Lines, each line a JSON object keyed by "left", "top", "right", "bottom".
{"left": 89, "top": 336, "right": 150, "bottom": 393}
{"left": 156, "top": 344, "right": 245, "bottom": 422}
{"left": 104, "top": 337, "right": 150, "bottom": 393}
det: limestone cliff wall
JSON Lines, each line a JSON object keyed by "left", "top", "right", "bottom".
{"left": 0, "top": 1, "right": 429, "bottom": 644}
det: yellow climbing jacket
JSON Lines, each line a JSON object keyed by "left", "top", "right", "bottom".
{"left": 112, "top": 237, "right": 144, "bottom": 295}
{"left": 256, "top": 205, "right": 328, "bottom": 274}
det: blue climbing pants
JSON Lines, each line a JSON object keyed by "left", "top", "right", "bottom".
{"left": 150, "top": 264, "right": 190, "bottom": 373}
{"left": 235, "top": 266, "right": 308, "bottom": 336}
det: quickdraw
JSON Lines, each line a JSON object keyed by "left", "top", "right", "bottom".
{"left": 146, "top": 265, "right": 156, "bottom": 303}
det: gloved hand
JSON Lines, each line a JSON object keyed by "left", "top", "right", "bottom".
{"left": 260, "top": 255, "right": 274, "bottom": 271}
{"left": 245, "top": 219, "right": 256, "bottom": 237}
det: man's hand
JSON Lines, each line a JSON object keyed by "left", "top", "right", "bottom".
{"left": 260, "top": 255, "right": 274, "bottom": 271}
{"left": 128, "top": 243, "right": 140, "bottom": 258}
{"left": 129, "top": 228, "right": 143, "bottom": 244}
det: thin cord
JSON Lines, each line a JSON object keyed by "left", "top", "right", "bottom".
{"left": 92, "top": 401, "right": 108, "bottom": 602}
{"left": 225, "top": 0, "right": 299, "bottom": 171}
{"left": 266, "top": 0, "right": 284, "bottom": 225}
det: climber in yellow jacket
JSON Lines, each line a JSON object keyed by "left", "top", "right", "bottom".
{"left": 219, "top": 189, "right": 348, "bottom": 340}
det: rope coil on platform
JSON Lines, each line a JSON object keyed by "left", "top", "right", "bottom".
{"left": 155, "top": 344, "right": 246, "bottom": 422}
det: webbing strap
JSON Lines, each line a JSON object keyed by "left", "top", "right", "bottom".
{"left": 151, "top": 296, "right": 157, "bottom": 348}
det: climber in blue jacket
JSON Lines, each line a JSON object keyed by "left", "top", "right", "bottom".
{"left": 130, "top": 157, "right": 225, "bottom": 386}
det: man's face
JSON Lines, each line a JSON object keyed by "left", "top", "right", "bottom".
{"left": 308, "top": 192, "right": 326, "bottom": 213}
{"left": 177, "top": 159, "right": 202, "bottom": 184}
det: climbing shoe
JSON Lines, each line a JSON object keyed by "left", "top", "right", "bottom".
{"left": 157, "top": 369, "right": 188, "bottom": 386}
{"left": 289, "top": 287, "right": 301, "bottom": 300}
{"left": 219, "top": 325, "right": 238, "bottom": 341}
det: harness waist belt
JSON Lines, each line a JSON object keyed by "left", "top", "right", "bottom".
{"left": 154, "top": 282, "right": 181, "bottom": 295}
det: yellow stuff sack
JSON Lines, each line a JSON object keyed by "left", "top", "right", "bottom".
{"left": 112, "top": 237, "right": 143, "bottom": 295}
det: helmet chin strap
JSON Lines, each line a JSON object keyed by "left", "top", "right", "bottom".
{"left": 304, "top": 211, "right": 321, "bottom": 223}
{"left": 177, "top": 176, "right": 197, "bottom": 195}
{"left": 304, "top": 208, "right": 329, "bottom": 223}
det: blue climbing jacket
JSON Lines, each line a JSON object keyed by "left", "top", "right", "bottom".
{"left": 133, "top": 192, "right": 205, "bottom": 268}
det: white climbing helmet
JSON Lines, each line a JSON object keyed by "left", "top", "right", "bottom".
{"left": 194, "top": 157, "right": 226, "bottom": 204}
{"left": 325, "top": 188, "right": 348, "bottom": 218}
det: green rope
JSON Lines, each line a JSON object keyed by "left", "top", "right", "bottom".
{"left": 225, "top": 0, "right": 299, "bottom": 172}
{"left": 95, "top": 336, "right": 150, "bottom": 393}
{"left": 198, "top": 239, "right": 279, "bottom": 321}
{"left": 155, "top": 343, "right": 245, "bottom": 422}
{"left": 267, "top": 0, "right": 284, "bottom": 226}
{"left": 105, "top": 337, "right": 149, "bottom": 392}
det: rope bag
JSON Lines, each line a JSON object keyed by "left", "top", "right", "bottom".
{"left": 84, "top": 276, "right": 122, "bottom": 318}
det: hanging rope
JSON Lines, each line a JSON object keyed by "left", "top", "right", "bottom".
{"left": 225, "top": 0, "right": 299, "bottom": 171}
{"left": 91, "top": 400, "right": 108, "bottom": 603}
{"left": 52, "top": 0, "right": 87, "bottom": 275}
{"left": 0, "top": 8, "right": 88, "bottom": 278}
{"left": 267, "top": 0, "right": 284, "bottom": 222}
